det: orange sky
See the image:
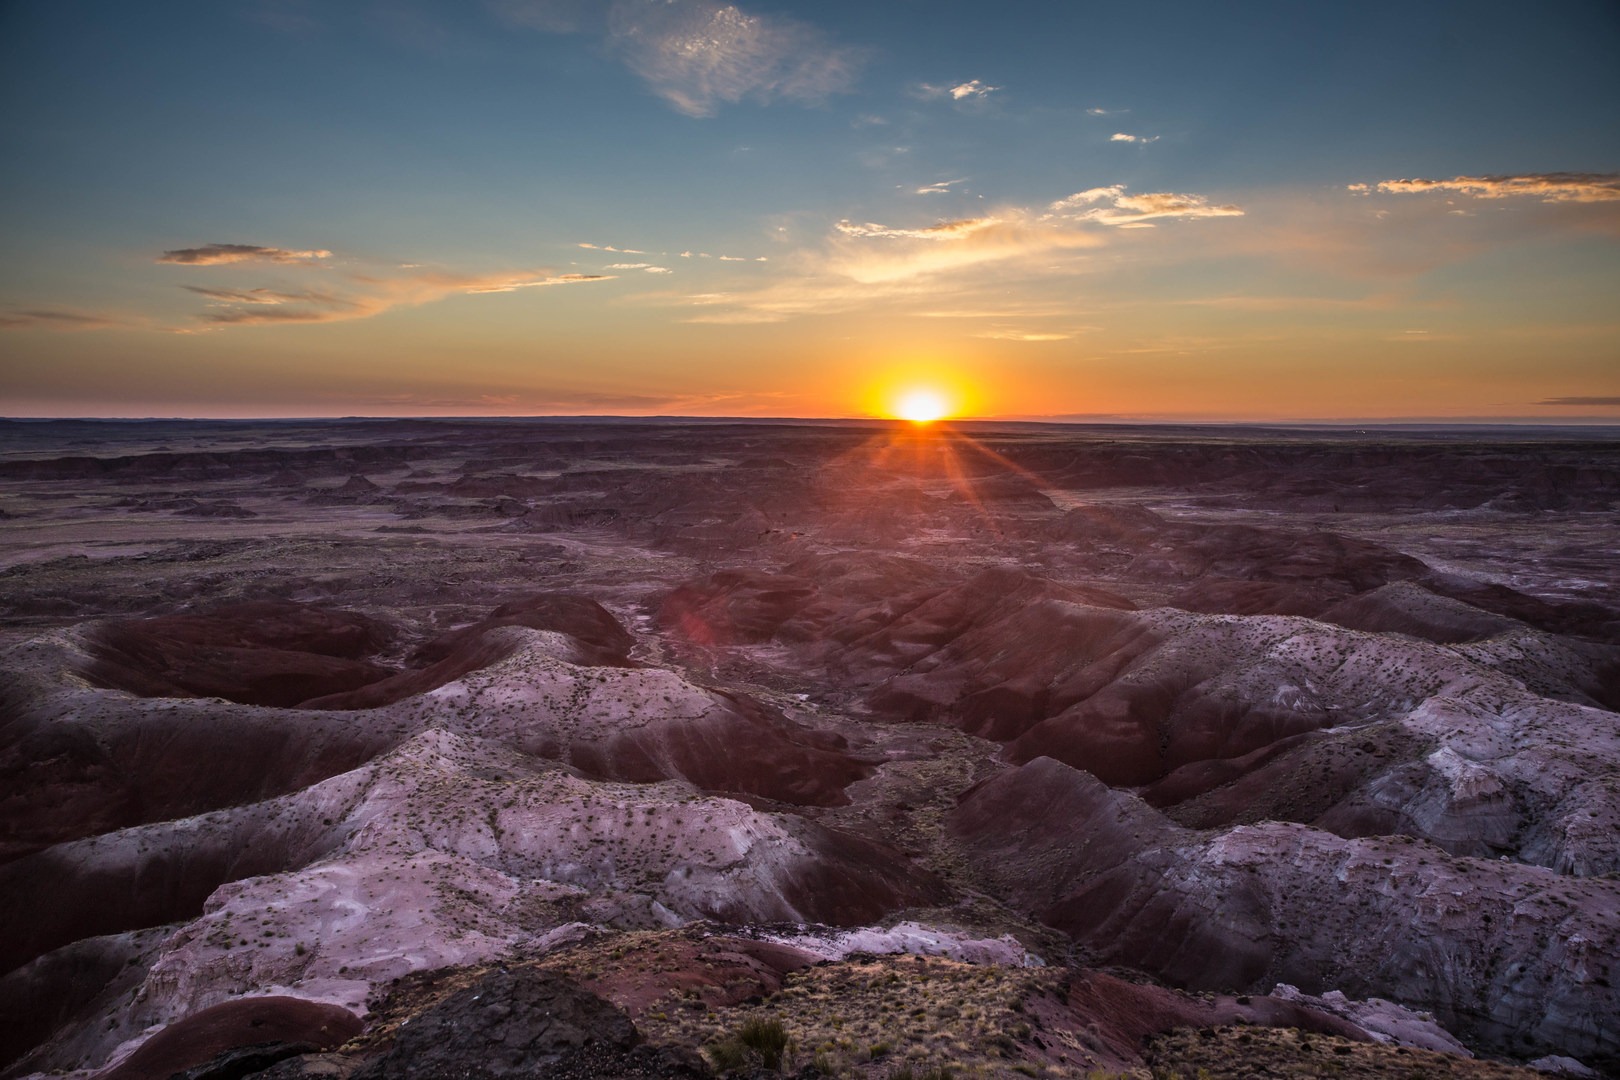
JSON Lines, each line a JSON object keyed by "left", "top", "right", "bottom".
{"left": 2, "top": 3, "right": 1618, "bottom": 421}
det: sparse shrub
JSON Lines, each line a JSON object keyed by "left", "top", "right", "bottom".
{"left": 705, "top": 1039, "right": 748, "bottom": 1071}
{"left": 887, "top": 1066, "right": 953, "bottom": 1080}
{"left": 738, "top": 1015, "right": 790, "bottom": 1069}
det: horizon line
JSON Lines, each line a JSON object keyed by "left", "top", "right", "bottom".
{"left": 5, "top": 413, "right": 1620, "bottom": 428}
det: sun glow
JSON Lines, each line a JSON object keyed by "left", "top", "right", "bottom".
{"left": 892, "top": 387, "right": 953, "bottom": 424}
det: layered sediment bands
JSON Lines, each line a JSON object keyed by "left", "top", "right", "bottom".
{"left": 397, "top": 631, "right": 874, "bottom": 807}
{"left": 99, "top": 997, "right": 362, "bottom": 1080}
{"left": 0, "top": 931, "right": 162, "bottom": 1070}
{"left": 5, "top": 420, "right": 1618, "bottom": 1076}
{"left": 951, "top": 757, "right": 1620, "bottom": 1064}
{"left": 82, "top": 593, "right": 638, "bottom": 713}
{"left": 0, "top": 634, "right": 401, "bottom": 859}
{"left": 2, "top": 728, "right": 937, "bottom": 1074}
{"left": 411, "top": 593, "right": 634, "bottom": 667}
{"left": 3, "top": 619, "right": 874, "bottom": 876}
{"left": 85, "top": 601, "right": 397, "bottom": 708}
{"left": 826, "top": 581, "right": 1620, "bottom": 869}
{"left": 0, "top": 763, "right": 365, "bottom": 973}
{"left": 1320, "top": 582, "right": 1521, "bottom": 644}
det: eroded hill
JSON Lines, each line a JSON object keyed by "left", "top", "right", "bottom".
{"left": 1, "top": 418, "right": 1616, "bottom": 1079}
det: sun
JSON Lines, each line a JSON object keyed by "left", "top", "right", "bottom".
{"left": 893, "top": 387, "right": 952, "bottom": 424}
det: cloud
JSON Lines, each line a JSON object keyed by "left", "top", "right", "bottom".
{"left": 1536, "top": 396, "right": 1620, "bottom": 406}
{"left": 679, "top": 180, "right": 1245, "bottom": 319}
{"left": 1047, "top": 185, "right": 1244, "bottom": 227}
{"left": 1109, "top": 132, "right": 1159, "bottom": 144}
{"left": 915, "top": 178, "right": 968, "bottom": 195}
{"left": 1368, "top": 173, "right": 1620, "bottom": 204}
{"left": 915, "top": 79, "right": 1000, "bottom": 102}
{"left": 834, "top": 218, "right": 1001, "bottom": 242}
{"left": 606, "top": 262, "right": 652, "bottom": 269}
{"left": 461, "top": 273, "right": 613, "bottom": 293}
{"left": 0, "top": 308, "right": 127, "bottom": 331}
{"left": 157, "top": 243, "right": 332, "bottom": 266}
{"left": 1086, "top": 107, "right": 1126, "bottom": 116}
{"left": 356, "top": 387, "right": 676, "bottom": 411}
{"left": 605, "top": 0, "right": 864, "bottom": 117}
{"left": 822, "top": 211, "right": 1111, "bottom": 285}
{"left": 579, "top": 242, "right": 646, "bottom": 253}
{"left": 1177, "top": 293, "right": 1402, "bottom": 312}
{"left": 181, "top": 285, "right": 355, "bottom": 307}
{"left": 186, "top": 265, "right": 613, "bottom": 326}
{"left": 495, "top": 0, "right": 864, "bottom": 117}
{"left": 974, "top": 329, "right": 1072, "bottom": 341}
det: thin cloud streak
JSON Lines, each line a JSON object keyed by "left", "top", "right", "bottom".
{"left": 177, "top": 260, "right": 614, "bottom": 326}
{"left": 974, "top": 329, "right": 1072, "bottom": 341}
{"left": 0, "top": 308, "right": 129, "bottom": 331}
{"left": 1047, "top": 185, "right": 1244, "bottom": 227}
{"left": 1359, "top": 173, "right": 1620, "bottom": 203}
{"left": 835, "top": 218, "right": 1001, "bottom": 242}
{"left": 1537, "top": 396, "right": 1620, "bottom": 406}
{"left": 157, "top": 243, "right": 332, "bottom": 266}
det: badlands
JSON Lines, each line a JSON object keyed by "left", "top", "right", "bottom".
{"left": 0, "top": 417, "right": 1617, "bottom": 1079}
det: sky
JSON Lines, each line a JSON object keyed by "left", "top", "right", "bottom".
{"left": 1, "top": 0, "right": 1618, "bottom": 421}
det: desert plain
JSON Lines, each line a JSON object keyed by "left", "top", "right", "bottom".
{"left": 1, "top": 417, "right": 1617, "bottom": 1079}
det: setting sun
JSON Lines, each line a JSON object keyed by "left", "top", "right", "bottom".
{"left": 892, "top": 387, "right": 952, "bottom": 424}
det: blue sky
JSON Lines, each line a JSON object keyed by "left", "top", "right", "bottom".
{"left": 2, "top": 0, "right": 1618, "bottom": 419}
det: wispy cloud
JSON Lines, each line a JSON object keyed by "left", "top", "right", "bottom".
{"left": 1177, "top": 293, "right": 1403, "bottom": 312}
{"left": 914, "top": 178, "right": 968, "bottom": 195}
{"left": 829, "top": 213, "right": 1092, "bottom": 283}
{"left": 1047, "top": 185, "right": 1244, "bottom": 227}
{"left": 915, "top": 79, "right": 1000, "bottom": 102}
{"left": 181, "top": 285, "right": 356, "bottom": 307}
{"left": 1537, "top": 396, "right": 1620, "bottom": 406}
{"left": 157, "top": 243, "right": 332, "bottom": 266}
{"left": 1360, "top": 173, "right": 1620, "bottom": 203}
{"left": 1109, "top": 132, "right": 1158, "bottom": 144}
{"left": 1086, "top": 107, "right": 1127, "bottom": 116}
{"left": 578, "top": 242, "right": 647, "bottom": 253}
{"left": 461, "top": 272, "right": 613, "bottom": 293}
{"left": 678, "top": 181, "right": 1245, "bottom": 320}
{"left": 168, "top": 254, "right": 614, "bottom": 326}
{"left": 0, "top": 308, "right": 129, "bottom": 331}
{"left": 974, "top": 328, "right": 1073, "bottom": 341}
{"left": 493, "top": 0, "right": 864, "bottom": 117}
{"left": 834, "top": 218, "right": 1001, "bottom": 242}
